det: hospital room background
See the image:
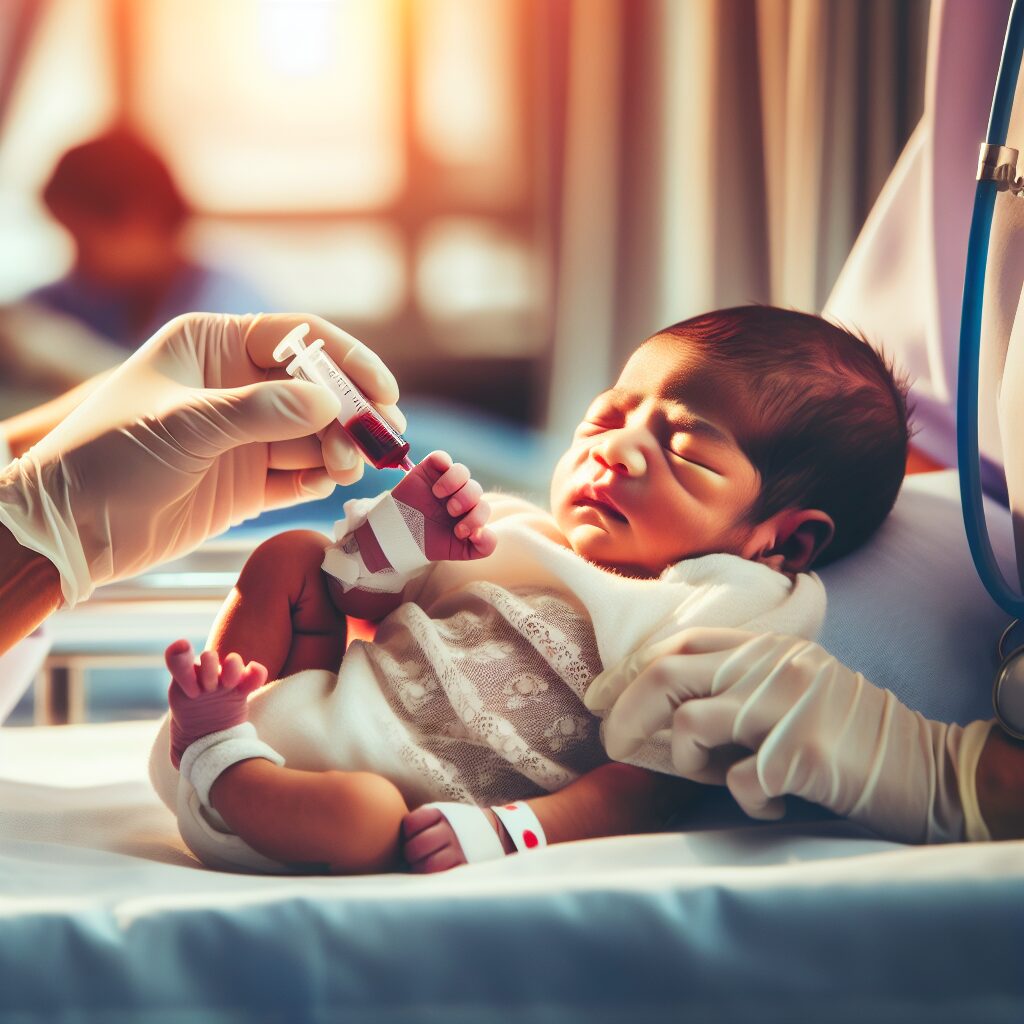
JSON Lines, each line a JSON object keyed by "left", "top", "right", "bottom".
{"left": 7, "top": 2, "right": 1024, "bottom": 1020}
{"left": 0, "top": 0, "right": 929, "bottom": 728}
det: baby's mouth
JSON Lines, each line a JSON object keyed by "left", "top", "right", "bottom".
{"left": 574, "top": 486, "right": 627, "bottom": 523}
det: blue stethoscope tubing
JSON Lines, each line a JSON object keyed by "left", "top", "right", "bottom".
{"left": 957, "top": 0, "right": 1024, "bottom": 619}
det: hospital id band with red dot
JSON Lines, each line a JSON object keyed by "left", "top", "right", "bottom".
{"left": 424, "top": 800, "right": 548, "bottom": 863}
{"left": 490, "top": 801, "right": 547, "bottom": 853}
{"left": 424, "top": 802, "right": 506, "bottom": 862}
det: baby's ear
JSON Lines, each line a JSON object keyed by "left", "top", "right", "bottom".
{"left": 753, "top": 509, "right": 834, "bottom": 574}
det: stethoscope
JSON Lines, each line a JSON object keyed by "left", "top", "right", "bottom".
{"left": 958, "top": 0, "right": 1024, "bottom": 739}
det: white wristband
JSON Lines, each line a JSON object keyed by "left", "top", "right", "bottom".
{"left": 424, "top": 802, "right": 506, "bottom": 863}
{"left": 490, "top": 800, "right": 547, "bottom": 852}
{"left": 0, "top": 427, "right": 11, "bottom": 467}
{"left": 179, "top": 722, "right": 285, "bottom": 808}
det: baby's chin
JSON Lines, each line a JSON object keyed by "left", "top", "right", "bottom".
{"left": 564, "top": 529, "right": 662, "bottom": 579}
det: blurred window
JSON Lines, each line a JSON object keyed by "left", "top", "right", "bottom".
{"left": 0, "top": 0, "right": 556, "bottom": 420}
{"left": 125, "top": 0, "right": 552, "bottom": 395}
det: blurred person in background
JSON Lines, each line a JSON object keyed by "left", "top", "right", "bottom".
{"left": 0, "top": 125, "right": 271, "bottom": 409}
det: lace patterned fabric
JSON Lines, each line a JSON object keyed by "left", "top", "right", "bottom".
{"left": 360, "top": 581, "right": 608, "bottom": 804}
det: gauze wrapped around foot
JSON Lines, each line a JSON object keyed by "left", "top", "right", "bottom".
{"left": 322, "top": 451, "right": 496, "bottom": 593}
{"left": 322, "top": 493, "right": 430, "bottom": 594}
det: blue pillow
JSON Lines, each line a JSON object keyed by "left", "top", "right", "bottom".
{"left": 817, "top": 470, "right": 1014, "bottom": 725}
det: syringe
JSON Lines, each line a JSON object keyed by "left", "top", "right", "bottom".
{"left": 274, "top": 324, "right": 414, "bottom": 472}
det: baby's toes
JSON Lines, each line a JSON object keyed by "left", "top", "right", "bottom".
{"left": 431, "top": 460, "right": 471, "bottom": 501}
{"left": 453, "top": 499, "right": 491, "bottom": 542}
{"left": 446, "top": 478, "right": 482, "bottom": 518}
{"left": 467, "top": 526, "right": 498, "bottom": 559}
{"left": 397, "top": 451, "right": 451, "bottom": 492}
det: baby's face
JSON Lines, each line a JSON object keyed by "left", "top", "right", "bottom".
{"left": 550, "top": 336, "right": 764, "bottom": 577}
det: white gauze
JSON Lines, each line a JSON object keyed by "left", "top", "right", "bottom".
{"left": 321, "top": 492, "right": 430, "bottom": 594}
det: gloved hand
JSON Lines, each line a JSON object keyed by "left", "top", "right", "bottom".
{"left": 0, "top": 313, "right": 404, "bottom": 606}
{"left": 594, "top": 628, "right": 994, "bottom": 843}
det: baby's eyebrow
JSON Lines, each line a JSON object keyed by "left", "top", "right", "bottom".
{"left": 666, "top": 409, "right": 732, "bottom": 447}
{"left": 596, "top": 387, "right": 641, "bottom": 408}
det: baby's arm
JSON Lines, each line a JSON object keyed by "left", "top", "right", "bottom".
{"left": 324, "top": 450, "right": 497, "bottom": 623}
{"left": 167, "top": 643, "right": 409, "bottom": 872}
{"left": 402, "top": 764, "right": 698, "bottom": 872}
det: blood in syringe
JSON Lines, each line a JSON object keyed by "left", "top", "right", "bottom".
{"left": 344, "top": 410, "right": 414, "bottom": 470}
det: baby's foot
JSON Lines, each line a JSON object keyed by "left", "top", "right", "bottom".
{"left": 166, "top": 639, "right": 268, "bottom": 768}
{"left": 360, "top": 450, "right": 497, "bottom": 565}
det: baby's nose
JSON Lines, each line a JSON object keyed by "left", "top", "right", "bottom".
{"left": 592, "top": 434, "right": 646, "bottom": 476}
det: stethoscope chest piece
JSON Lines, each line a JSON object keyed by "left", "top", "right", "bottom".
{"left": 994, "top": 619, "right": 1024, "bottom": 739}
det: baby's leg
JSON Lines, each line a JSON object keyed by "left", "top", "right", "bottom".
{"left": 208, "top": 529, "right": 347, "bottom": 679}
{"left": 167, "top": 530, "right": 406, "bottom": 872}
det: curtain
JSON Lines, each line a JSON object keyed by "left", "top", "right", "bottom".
{"left": 0, "top": 1, "right": 45, "bottom": 134}
{"left": 545, "top": 0, "right": 928, "bottom": 438}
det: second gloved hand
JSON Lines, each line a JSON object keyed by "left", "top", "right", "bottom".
{"left": 592, "top": 628, "right": 994, "bottom": 843}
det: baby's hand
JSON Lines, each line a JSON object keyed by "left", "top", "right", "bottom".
{"left": 400, "top": 805, "right": 508, "bottom": 873}
{"left": 165, "top": 639, "right": 268, "bottom": 768}
{"left": 391, "top": 450, "right": 497, "bottom": 562}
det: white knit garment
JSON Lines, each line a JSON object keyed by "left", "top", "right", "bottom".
{"left": 152, "top": 495, "right": 825, "bottom": 820}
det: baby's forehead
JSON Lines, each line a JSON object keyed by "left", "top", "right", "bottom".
{"left": 605, "top": 336, "right": 761, "bottom": 440}
{"left": 613, "top": 336, "right": 727, "bottom": 403}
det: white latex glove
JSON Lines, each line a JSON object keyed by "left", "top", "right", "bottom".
{"left": 0, "top": 312, "right": 404, "bottom": 606}
{"left": 592, "top": 628, "right": 995, "bottom": 844}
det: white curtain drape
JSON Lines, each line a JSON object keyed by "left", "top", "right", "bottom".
{"left": 545, "top": 0, "right": 927, "bottom": 439}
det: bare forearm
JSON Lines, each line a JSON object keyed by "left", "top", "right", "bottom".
{"left": 0, "top": 522, "right": 62, "bottom": 655}
{"left": 1, "top": 372, "right": 111, "bottom": 458}
{"left": 209, "top": 758, "right": 408, "bottom": 873}
{"left": 519, "top": 762, "right": 698, "bottom": 847}
{"left": 976, "top": 727, "right": 1024, "bottom": 839}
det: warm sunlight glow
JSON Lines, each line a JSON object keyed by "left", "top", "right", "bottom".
{"left": 133, "top": 0, "right": 403, "bottom": 211}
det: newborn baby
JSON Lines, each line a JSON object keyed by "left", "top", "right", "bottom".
{"left": 149, "top": 304, "right": 909, "bottom": 874}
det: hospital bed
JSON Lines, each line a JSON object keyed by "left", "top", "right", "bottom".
{"left": 4, "top": 4, "right": 1024, "bottom": 1021}
{"left": 3, "top": 466, "right": 1023, "bottom": 1022}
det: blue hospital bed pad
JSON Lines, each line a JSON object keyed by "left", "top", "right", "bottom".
{"left": 0, "top": 720, "right": 1021, "bottom": 1023}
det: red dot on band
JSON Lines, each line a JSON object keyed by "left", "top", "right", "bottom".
{"left": 523, "top": 830, "right": 539, "bottom": 848}
{"left": 504, "top": 804, "right": 517, "bottom": 810}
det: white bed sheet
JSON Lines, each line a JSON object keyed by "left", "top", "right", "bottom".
{"left": 1, "top": 721, "right": 1022, "bottom": 1022}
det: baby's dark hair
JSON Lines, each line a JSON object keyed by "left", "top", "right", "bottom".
{"left": 654, "top": 305, "right": 911, "bottom": 566}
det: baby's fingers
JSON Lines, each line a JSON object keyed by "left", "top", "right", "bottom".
{"left": 198, "top": 650, "right": 221, "bottom": 693}
{"left": 219, "top": 652, "right": 244, "bottom": 691}
{"left": 402, "top": 805, "right": 444, "bottom": 840}
{"left": 402, "top": 821, "right": 452, "bottom": 865}
{"left": 412, "top": 845, "right": 465, "bottom": 874}
{"left": 165, "top": 639, "right": 199, "bottom": 698}
{"left": 240, "top": 661, "right": 269, "bottom": 694}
